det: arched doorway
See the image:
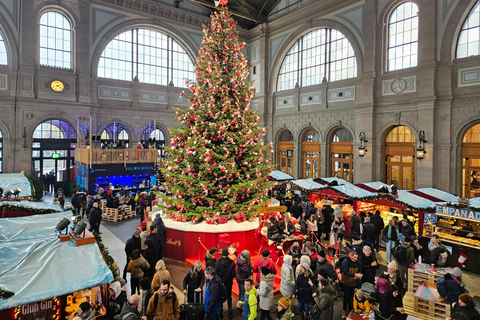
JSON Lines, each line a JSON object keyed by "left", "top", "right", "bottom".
{"left": 278, "top": 130, "right": 294, "bottom": 176}
{"left": 141, "top": 127, "right": 166, "bottom": 158}
{"left": 385, "top": 126, "right": 415, "bottom": 189}
{"left": 100, "top": 124, "right": 129, "bottom": 148}
{"left": 32, "top": 119, "right": 77, "bottom": 192}
{"left": 330, "top": 128, "right": 353, "bottom": 182}
{"left": 462, "top": 123, "right": 480, "bottom": 198}
{"left": 301, "top": 129, "right": 320, "bottom": 179}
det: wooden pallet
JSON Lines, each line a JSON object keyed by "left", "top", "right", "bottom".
{"left": 102, "top": 206, "right": 134, "bottom": 221}
{"left": 403, "top": 291, "right": 451, "bottom": 320}
{"left": 407, "top": 268, "right": 443, "bottom": 293}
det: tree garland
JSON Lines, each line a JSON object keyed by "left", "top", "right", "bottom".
{"left": 0, "top": 287, "right": 14, "bottom": 299}
{"left": 93, "top": 231, "right": 118, "bottom": 278}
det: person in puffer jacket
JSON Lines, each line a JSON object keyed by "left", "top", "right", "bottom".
{"left": 237, "top": 279, "right": 257, "bottom": 320}
{"left": 280, "top": 255, "right": 295, "bottom": 298}
{"left": 258, "top": 266, "right": 275, "bottom": 320}
{"left": 127, "top": 249, "right": 150, "bottom": 295}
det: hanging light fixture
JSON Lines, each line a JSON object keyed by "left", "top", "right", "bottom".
{"left": 417, "top": 130, "right": 427, "bottom": 161}
{"left": 358, "top": 132, "right": 368, "bottom": 158}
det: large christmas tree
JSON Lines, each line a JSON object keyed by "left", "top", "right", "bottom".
{"left": 159, "top": 0, "right": 273, "bottom": 223}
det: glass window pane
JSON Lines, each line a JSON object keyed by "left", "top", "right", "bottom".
{"left": 39, "top": 11, "right": 71, "bottom": 68}
{"left": 457, "top": 3, "right": 480, "bottom": 58}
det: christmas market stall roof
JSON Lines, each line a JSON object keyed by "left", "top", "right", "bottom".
{"left": 0, "top": 211, "right": 114, "bottom": 310}
{"left": 290, "top": 178, "right": 324, "bottom": 191}
{"left": 0, "top": 173, "right": 32, "bottom": 198}
{"left": 411, "top": 188, "right": 458, "bottom": 203}
{"left": 0, "top": 200, "right": 62, "bottom": 215}
{"left": 290, "top": 178, "right": 377, "bottom": 199}
{"left": 466, "top": 197, "right": 480, "bottom": 209}
{"left": 269, "top": 170, "right": 294, "bottom": 181}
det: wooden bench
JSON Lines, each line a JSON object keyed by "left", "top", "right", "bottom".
{"left": 403, "top": 282, "right": 451, "bottom": 320}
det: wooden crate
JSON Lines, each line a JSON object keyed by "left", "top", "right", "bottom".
{"left": 403, "top": 291, "right": 451, "bottom": 320}
{"left": 408, "top": 268, "right": 442, "bottom": 293}
{"left": 102, "top": 206, "right": 134, "bottom": 221}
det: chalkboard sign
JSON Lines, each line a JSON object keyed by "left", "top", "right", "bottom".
{"left": 424, "top": 213, "right": 437, "bottom": 224}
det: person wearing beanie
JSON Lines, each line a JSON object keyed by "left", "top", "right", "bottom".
{"left": 205, "top": 247, "right": 218, "bottom": 269}
{"left": 396, "top": 236, "right": 415, "bottom": 290}
{"left": 236, "top": 250, "right": 253, "bottom": 302}
{"left": 280, "top": 255, "right": 295, "bottom": 299}
{"left": 439, "top": 267, "right": 468, "bottom": 304}
{"left": 295, "top": 263, "right": 314, "bottom": 320}
{"left": 253, "top": 249, "right": 277, "bottom": 286}
{"left": 312, "top": 278, "right": 335, "bottom": 320}
{"left": 315, "top": 249, "right": 337, "bottom": 281}
{"left": 276, "top": 297, "right": 293, "bottom": 320}
{"left": 258, "top": 266, "right": 275, "bottom": 320}
{"left": 453, "top": 293, "right": 480, "bottom": 320}
{"left": 376, "top": 260, "right": 404, "bottom": 296}
{"left": 340, "top": 251, "right": 363, "bottom": 318}
{"left": 353, "top": 289, "right": 370, "bottom": 314}
{"left": 215, "top": 248, "right": 236, "bottom": 319}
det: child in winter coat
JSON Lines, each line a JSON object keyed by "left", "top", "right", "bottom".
{"left": 276, "top": 297, "right": 293, "bottom": 320}
{"left": 353, "top": 289, "right": 370, "bottom": 314}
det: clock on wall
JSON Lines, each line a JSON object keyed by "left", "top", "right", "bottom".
{"left": 50, "top": 80, "right": 65, "bottom": 92}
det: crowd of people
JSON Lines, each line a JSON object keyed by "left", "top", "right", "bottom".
{"left": 70, "top": 192, "right": 479, "bottom": 320}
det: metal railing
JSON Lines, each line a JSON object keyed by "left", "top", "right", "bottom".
{"left": 75, "top": 148, "right": 159, "bottom": 168}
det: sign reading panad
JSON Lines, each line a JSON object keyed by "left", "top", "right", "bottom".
{"left": 435, "top": 205, "right": 480, "bottom": 221}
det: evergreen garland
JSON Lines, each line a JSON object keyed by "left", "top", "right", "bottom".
{"left": 0, "top": 287, "right": 14, "bottom": 299}
{"left": 93, "top": 231, "right": 118, "bottom": 278}
{"left": 0, "top": 203, "right": 58, "bottom": 214}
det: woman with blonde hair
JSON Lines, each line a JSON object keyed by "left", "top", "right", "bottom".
{"left": 151, "top": 260, "right": 171, "bottom": 291}
{"left": 183, "top": 260, "right": 205, "bottom": 302}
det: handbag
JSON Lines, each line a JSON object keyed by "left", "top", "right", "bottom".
{"left": 310, "top": 304, "right": 322, "bottom": 319}
{"left": 330, "top": 233, "right": 336, "bottom": 246}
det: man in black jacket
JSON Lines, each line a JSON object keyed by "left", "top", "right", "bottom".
{"left": 362, "top": 217, "right": 377, "bottom": 258}
{"left": 322, "top": 204, "right": 334, "bottom": 240}
{"left": 291, "top": 199, "right": 303, "bottom": 219}
{"left": 124, "top": 230, "right": 142, "bottom": 279}
{"left": 88, "top": 201, "right": 102, "bottom": 233}
{"left": 370, "top": 210, "right": 385, "bottom": 252}
{"left": 205, "top": 267, "right": 222, "bottom": 320}
{"left": 215, "top": 249, "right": 236, "bottom": 319}
{"left": 350, "top": 211, "right": 361, "bottom": 239}
{"left": 71, "top": 191, "right": 82, "bottom": 216}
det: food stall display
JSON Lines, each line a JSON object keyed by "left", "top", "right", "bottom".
{"left": 432, "top": 204, "right": 480, "bottom": 247}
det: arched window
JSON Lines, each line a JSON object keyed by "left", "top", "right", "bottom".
{"left": 457, "top": 1, "right": 480, "bottom": 58}
{"left": 32, "top": 120, "right": 77, "bottom": 189}
{"left": 302, "top": 129, "right": 320, "bottom": 179}
{"left": 330, "top": 128, "right": 353, "bottom": 182}
{"left": 39, "top": 11, "right": 72, "bottom": 68}
{"left": 98, "top": 28, "right": 195, "bottom": 87}
{"left": 141, "top": 127, "right": 166, "bottom": 157}
{"left": 387, "top": 2, "right": 418, "bottom": 71}
{"left": 385, "top": 126, "right": 415, "bottom": 189}
{"left": 277, "top": 28, "right": 357, "bottom": 91}
{"left": 462, "top": 123, "right": 480, "bottom": 198}
{"left": 0, "top": 33, "right": 7, "bottom": 65}
{"left": 100, "top": 124, "right": 129, "bottom": 143}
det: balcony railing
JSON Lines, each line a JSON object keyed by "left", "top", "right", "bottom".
{"left": 75, "top": 148, "right": 159, "bottom": 168}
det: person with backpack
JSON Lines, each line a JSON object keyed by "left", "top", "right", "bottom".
{"left": 215, "top": 248, "right": 236, "bottom": 319}
{"left": 146, "top": 279, "right": 180, "bottom": 320}
{"left": 253, "top": 250, "right": 277, "bottom": 286}
{"left": 382, "top": 218, "right": 399, "bottom": 263}
{"left": 258, "top": 266, "right": 275, "bottom": 320}
{"left": 437, "top": 267, "right": 468, "bottom": 304}
{"left": 204, "top": 267, "right": 223, "bottom": 320}
{"left": 394, "top": 237, "right": 415, "bottom": 289}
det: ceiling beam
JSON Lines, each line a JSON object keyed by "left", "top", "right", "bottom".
{"left": 189, "top": 0, "right": 260, "bottom": 23}
{"left": 256, "top": 0, "right": 269, "bottom": 21}
{"left": 231, "top": 0, "right": 266, "bottom": 21}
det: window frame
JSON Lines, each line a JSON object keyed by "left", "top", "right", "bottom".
{"left": 39, "top": 11, "right": 73, "bottom": 69}
{"left": 456, "top": 1, "right": 480, "bottom": 59}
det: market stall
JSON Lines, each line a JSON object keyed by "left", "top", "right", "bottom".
{"left": 0, "top": 173, "right": 32, "bottom": 200}
{"left": 0, "top": 200, "right": 62, "bottom": 218}
{"left": 0, "top": 211, "right": 114, "bottom": 319}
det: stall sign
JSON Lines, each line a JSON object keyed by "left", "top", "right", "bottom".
{"left": 15, "top": 297, "right": 60, "bottom": 320}
{"left": 424, "top": 213, "right": 437, "bottom": 224}
{"left": 436, "top": 205, "right": 480, "bottom": 221}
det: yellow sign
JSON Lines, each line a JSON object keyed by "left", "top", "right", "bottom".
{"left": 258, "top": 206, "right": 287, "bottom": 214}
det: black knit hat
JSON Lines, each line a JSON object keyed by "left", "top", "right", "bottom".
{"left": 262, "top": 249, "right": 270, "bottom": 257}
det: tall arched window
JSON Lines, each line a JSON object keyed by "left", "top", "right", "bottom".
{"left": 277, "top": 28, "right": 357, "bottom": 91}
{"left": 32, "top": 120, "right": 77, "bottom": 192}
{"left": 302, "top": 129, "right": 320, "bottom": 179}
{"left": 100, "top": 124, "right": 130, "bottom": 147}
{"left": 141, "top": 127, "right": 166, "bottom": 157}
{"left": 0, "top": 33, "right": 7, "bottom": 65}
{"left": 387, "top": 2, "right": 418, "bottom": 71}
{"left": 385, "top": 126, "right": 415, "bottom": 189}
{"left": 98, "top": 28, "right": 195, "bottom": 87}
{"left": 457, "top": 1, "right": 480, "bottom": 58}
{"left": 462, "top": 123, "right": 480, "bottom": 198}
{"left": 330, "top": 128, "right": 353, "bottom": 182}
{"left": 39, "top": 11, "right": 72, "bottom": 68}
{"left": 278, "top": 130, "right": 294, "bottom": 176}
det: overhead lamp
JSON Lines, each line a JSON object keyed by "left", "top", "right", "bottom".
{"left": 13, "top": 188, "right": 21, "bottom": 198}
{"left": 358, "top": 132, "right": 368, "bottom": 158}
{"left": 416, "top": 130, "right": 427, "bottom": 161}
{"left": 4, "top": 189, "right": 14, "bottom": 199}
{"left": 55, "top": 218, "right": 70, "bottom": 234}
{"left": 73, "top": 221, "right": 87, "bottom": 238}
